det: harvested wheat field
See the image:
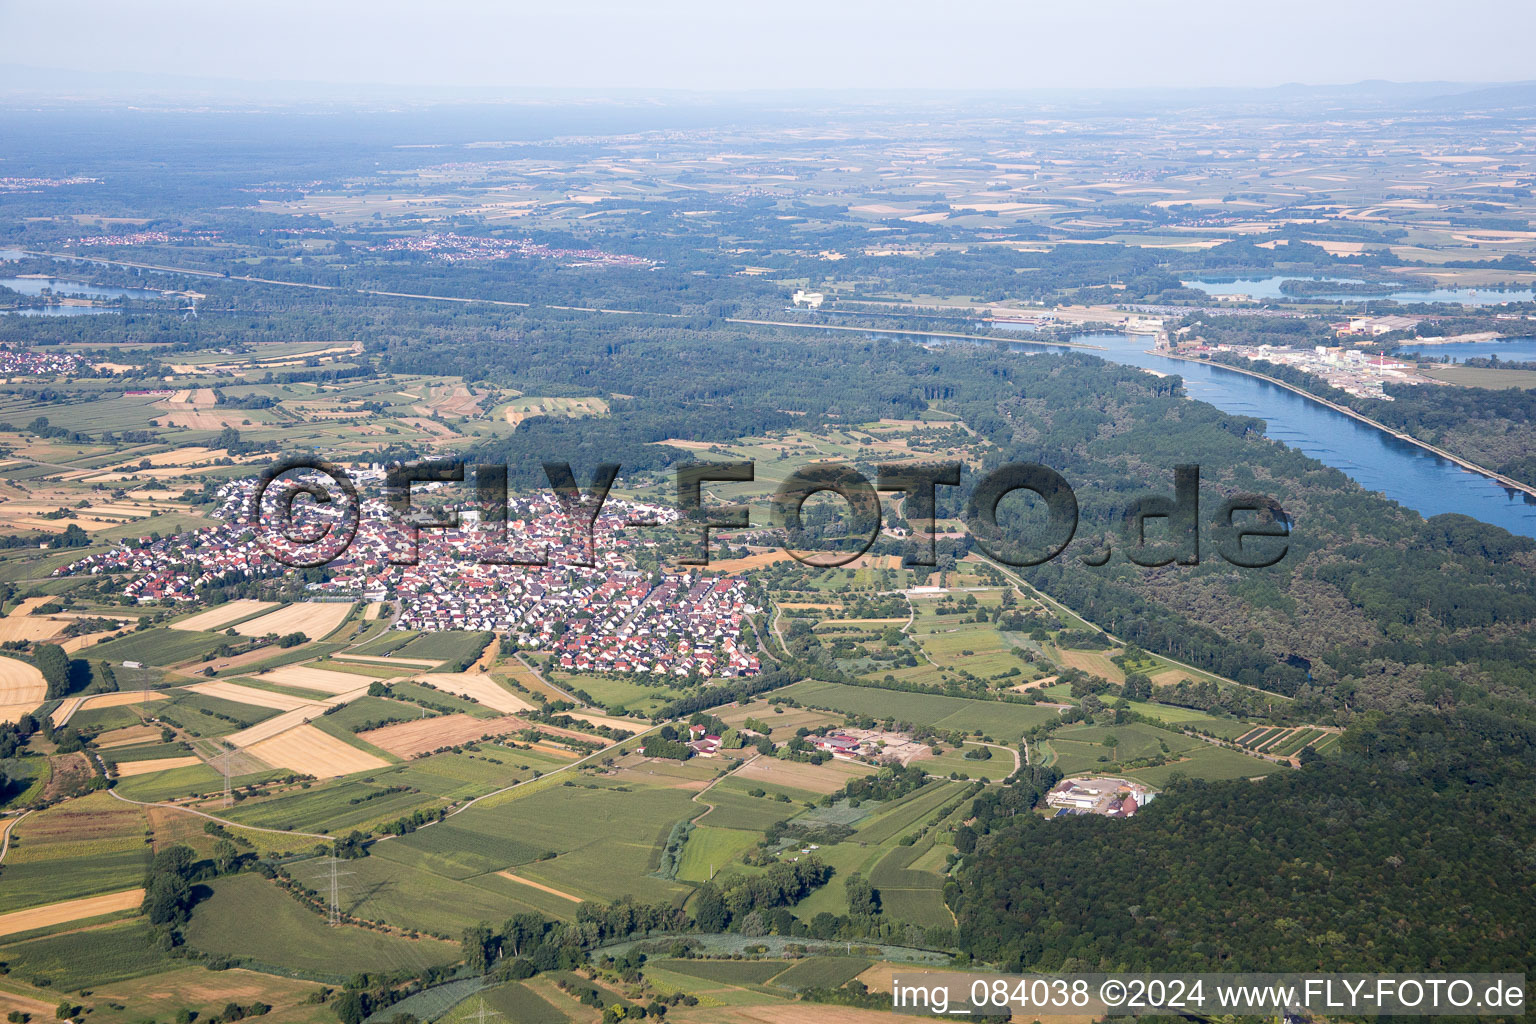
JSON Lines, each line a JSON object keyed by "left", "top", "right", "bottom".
{"left": 94, "top": 724, "right": 162, "bottom": 749}
{"left": 169, "top": 600, "right": 278, "bottom": 632}
{"left": 225, "top": 706, "right": 324, "bottom": 748}
{"left": 1056, "top": 648, "right": 1125, "bottom": 683}
{"left": 0, "top": 655, "right": 47, "bottom": 724}
{"left": 500, "top": 660, "right": 569, "bottom": 702}
{"left": 49, "top": 696, "right": 85, "bottom": 728}
{"left": 0, "top": 613, "right": 65, "bottom": 645}
{"left": 62, "top": 629, "right": 121, "bottom": 653}
{"left": 706, "top": 550, "right": 799, "bottom": 573}
{"left": 0, "top": 888, "right": 146, "bottom": 938}
{"left": 1151, "top": 668, "right": 1201, "bottom": 687}
{"left": 79, "top": 690, "right": 167, "bottom": 711}
{"left": 528, "top": 741, "right": 581, "bottom": 759}
{"left": 363, "top": 602, "right": 384, "bottom": 620}
{"left": 733, "top": 756, "right": 875, "bottom": 794}
{"left": 183, "top": 680, "right": 326, "bottom": 712}
{"left": 414, "top": 672, "right": 533, "bottom": 713}
{"left": 233, "top": 601, "right": 353, "bottom": 639}
{"left": 260, "top": 664, "right": 375, "bottom": 695}
{"left": 558, "top": 710, "right": 641, "bottom": 735}
{"left": 357, "top": 713, "right": 523, "bottom": 758}
{"left": 1011, "top": 673, "right": 1060, "bottom": 693}
{"left": 244, "top": 724, "right": 389, "bottom": 777}
{"left": 114, "top": 755, "right": 204, "bottom": 778}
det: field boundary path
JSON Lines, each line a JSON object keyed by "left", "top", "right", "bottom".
{"left": 0, "top": 810, "right": 31, "bottom": 864}
{"left": 106, "top": 787, "right": 332, "bottom": 840}
{"left": 512, "top": 652, "right": 584, "bottom": 704}
{"left": 690, "top": 753, "right": 762, "bottom": 825}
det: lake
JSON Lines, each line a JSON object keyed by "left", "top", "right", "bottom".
{"left": 1182, "top": 275, "right": 1535, "bottom": 306}
{"left": 0, "top": 276, "right": 169, "bottom": 300}
{"left": 1397, "top": 336, "right": 1536, "bottom": 362}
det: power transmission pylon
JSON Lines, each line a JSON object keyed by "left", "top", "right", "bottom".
{"left": 464, "top": 1000, "right": 500, "bottom": 1024}
{"left": 308, "top": 853, "right": 354, "bottom": 927}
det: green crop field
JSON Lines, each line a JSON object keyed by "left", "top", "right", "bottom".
{"left": 111, "top": 762, "right": 228, "bottom": 803}
{"left": 768, "top": 955, "right": 872, "bottom": 991}
{"left": 696, "top": 787, "right": 800, "bottom": 831}
{"left": 854, "top": 781, "right": 966, "bottom": 845}
{"left": 1120, "top": 700, "right": 1258, "bottom": 737}
{"left": 394, "top": 630, "right": 490, "bottom": 663}
{"left": 320, "top": 853, "right": 560, "bottom": 934}
{"left": 780, "top": 681, "right": 1056, "bottom": 741}
{"left": 388, "top": 680, "right": 500, "bottom": 717}
{"left": 555, "top": 673, "right": 689, "bottom": 715}
{"left": 648, "top": 958, "right": 789, "bottom": 985}
{"left": 99, "top": 740, "right": 194, "bottom": 765}
{"left": 714, "top": 775, "right": 822, "bottom": 807}
{"left": 87, "top": 628, "right": 233, "bottom": 667}
{"left": 224, "top": 778, "right": 437, "bottom": 833}
{"left": 0, "top": 922, "right": 172, "bottom": 991}
{"left": 0, "top": 847, "right": 150, "bottom": 913}
{"left": 185, "top": 874, "right": 457, "bottom": 976}
{"left": 69, "top": 704, "right": 145, "bottom": 734}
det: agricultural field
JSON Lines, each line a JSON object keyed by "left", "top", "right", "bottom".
{"left": 232, "top": 602, "right": 354, "bottom": 640}
{"left": 1121, "top": 744, "right": 1278, "bottom": 786}
{"left": 0, "top": 655, "right": 46, "bottom": 723}
{"left": 0, "top": 921, "right": 173, "bottom": 991}
{"left": 920, "top": 742, "right": 1017, "bottom": 780}
{"left": 84, "top": 628, "right": 233, "bottom": 667}
{"left": 167, "top": 600, "right": 279, "bottom": 633}
{"left": 184, "top": 874, "right": 458, "bottom": 976}
{"left": 779, "top": 680, "right": 1059, "bottom": 742}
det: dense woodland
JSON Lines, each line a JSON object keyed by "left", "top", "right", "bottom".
{"left": 954, "top": 710, "right": 1535, "bottom": 978}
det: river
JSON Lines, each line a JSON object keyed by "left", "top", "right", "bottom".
{"left": 989, "top": 328, "right": 1536, "bottom": 539}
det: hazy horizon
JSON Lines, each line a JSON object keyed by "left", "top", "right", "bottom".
{"left": 5, "top": 0, "right": 1536, "bottom": 97}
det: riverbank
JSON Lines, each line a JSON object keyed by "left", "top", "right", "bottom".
{"left": 1155, "top": 350, "right": 1536, "bottom": 501}
{"left": 724, "top": 317, "right": 1106, "bottom": 351}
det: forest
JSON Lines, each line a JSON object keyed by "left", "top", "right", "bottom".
{"left": 953, "top": 709, "right": 1535, "bottom": 977}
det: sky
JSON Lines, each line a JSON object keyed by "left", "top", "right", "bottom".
{"left": 3, "top": 0, "right": 1535, "bottom": 95}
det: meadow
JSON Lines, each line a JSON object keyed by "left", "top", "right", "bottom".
{"left": 184, "top": 874, "right": 457, "bottom": 978}
{"left": 779, "top": 680, "right": 1057, "bottom": 742}
{"left": 1121, "top": 744, "right": 1277, "bottom": 786}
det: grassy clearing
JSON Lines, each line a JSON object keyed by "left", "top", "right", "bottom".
{"left": 184, "top": 873, "right": 457, "bottom": 976}
{"left": 780, "top": 680, "right": 1056, "bottom": 742}
{"left": 1122, "top": 744, "right": 1278, "bottom": 786}
{"left": 922, "top": 743, "right": 1015, "bottom": 780}
{"left": 676, "top": 825, "right": 761, "bottom": 883}
{"left": 440, "top": 982, "right": 569, "bottom": 1024}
